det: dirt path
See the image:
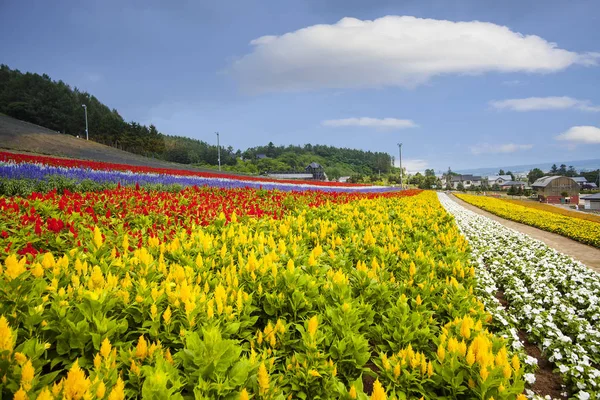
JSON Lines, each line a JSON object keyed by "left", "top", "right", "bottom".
{"left": 449, "top": 194, "right": 600, "bottom": 272}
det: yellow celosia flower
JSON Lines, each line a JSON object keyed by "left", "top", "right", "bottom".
{"left": 21, "top": 359, "right": 35, "bottom": 390}
{"left": 0, "top": 316, "right": 14, "bottom": 352}
{"left": 307, "top": 315, "right": 318, "bottom": 337}
{"left": 4, "top": 254, "right": 27, "bottom": 280}
{"left": 93, "top": 226, "right": 103, "bottom": 250}
{"left": 14, "top": 388, "right": 28, "bottom": 400}
{"left": 100, "top": 338, "right": 112, "bottom": 359}
{"left": 309, "top": 369, "right": 321, "bottom": 377}
{"left": 349, "top": 385, "right": 357, "bottom": 399}
{"left": 97, "top": 381, "right": 106, "bottom": 398}
{"left": 94, "top": 353, "right": 102, "bottom": 369}
{"left": 163, "top": 306, "right": 172, "bottom": 324}
{"left": 257, "top": 362, "right": 270, "bottom": 395}
{"left": 511, "top": 355, "right": 520, "bottom": 372}
{"left": 136, "top": 335, "right": 148, "bottom": 360}
{"left": 62, "top": 359, "right": 91, "bottom": 400}
{"left": 107, "top": 377, "right": 125, "bottom": 400}
{"left": 516, "top": 395, "right": 527, "bottom": 400}
{"left": 465, "top": 349, "right": 475, "bottom": 366}
{"left": 14, "top": 352, "right": 27, "bottom": 364}
{"left": 239, "top": 388, "right": 250, "bottom": 400}
{"left": 437, "top": 345, "right": 445, "bottom": 361}
{"left": 36, "top": 388, "right": 54, "bottom": 400}
{"left": 480, "top": 365, "right": 489, "bottom": 382}
{"left": 370, "top": 379, "right": 387, "bottom": 400}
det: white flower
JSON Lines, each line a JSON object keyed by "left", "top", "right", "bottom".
{"left": 577, "top": 390, "right": 590, "bottom": 400}
{"left": 524, "top": 373, "right": 536, "bottom": 384}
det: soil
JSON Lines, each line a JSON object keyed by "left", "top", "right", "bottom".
{"left": 362, "top": 361, "right": 380, "bottom": 395}
{"left": 495, "top": 288, "right": 567, "bottom": 399}
{"left": 517, "top": 331, "right": 568, "bottom": 399}
{"left": 449, "top": 194, "right": 600, "bottom": 271}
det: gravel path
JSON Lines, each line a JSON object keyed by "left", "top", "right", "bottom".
{"left": 448, "top": 194, "right": 600, "bottom": 271}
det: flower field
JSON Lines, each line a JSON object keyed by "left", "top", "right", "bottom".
{"left": 0, "top": 152, "right": 399, "bottom": 197}
{"left": 456, "top": 194, "right": 600, "bottom": 249}
{"left": 502, "top": 200, "right": 600, "bottom": 225}
{"left": 0, "top": 179, "right": 531, "bottom": 399}
{"left": 440, "top": 193, "right": 600, "bottom": 399}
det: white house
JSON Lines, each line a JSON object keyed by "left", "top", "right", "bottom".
{"left": 486, "top": 175, "right": 512, "bottom": 187}
{"left": 451, "top": 174, "right": 482, "bottom": 189}
{"left": 583, "top": 193, "right": 600, "bottom": 210}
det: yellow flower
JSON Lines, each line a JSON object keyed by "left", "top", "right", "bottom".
{"left": 480, "top": 365, "right": 489, "bottom": 382}
{"left": 437, "top": 345, "right": 445, "bottom": 361}
{"left": 257, "top": 362, "right": 270, "bottom": 395}
{"left": 4, "top": 254, "right": 26, "bottom": 280}
{"left": 516, "top": 395, "right": 527, "bottom": 400}
{"left": 94, "top": 353, "right": 102, "bottom": 369}
{"left": 21, "top": 359, "right": 35, "bottom": 390}
{"left": 36, "top": 388, "right": 54, "bottom": 400}
{"left": 136, "top": 335, "right": 148, "bottom": 360}
{"left": 93, "top": 226, "right": 103, "bottom": 250}
{"left": 163, "top": 306, "right": 172, "bottom": 324}
{"left": 62, "top": 359, "right": 91, "bottom": 400}
{"left": 307, "top": 315, "right": 319, "bottom": 337}
{"left": 239, "top": 388, "right": 250, "bottom": 400}
{"left": 107, "top": 377, "right": 125, "bottom": 400}
{"left": 100, "top": 338, "right": 112, "bottom": 359}
{"left": 393, "top": 363, "right": 401, "bottom": 378}
{"left": 349, "top": 385, "right": 357, "bottom": 399}
{"left": 14, "top": 352, "right": 27, "bottom": 364}
{"left": 97, "top": 381, "right": 106, "bottom": 398}
{"left": 309, "top": 369, "right": 321, "bottom": 377}
{"left": 465, "top": 349, "right": 475, "bottom": 366}
{"left": 370, "top": 379, "right": 387, "bottom": 400}
{"left": 511, "top": 355, "right": 521, "bottom": 372}
{"left": 0, "top": 316, "right": 14, "bottom": 352}
{"left": 13, "top": 388, "right": 28, "bottom": 400}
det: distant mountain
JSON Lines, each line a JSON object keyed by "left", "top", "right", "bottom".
{"left": 456, "top": 159, "right": 600, "bottom": 176}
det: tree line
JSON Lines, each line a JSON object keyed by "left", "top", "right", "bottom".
{"left": 0, "top": 65, "right": 394, "bottom": 179}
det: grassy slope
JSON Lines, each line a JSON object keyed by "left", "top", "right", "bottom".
{"left": 0, "top": 114, "right": 229, "bottom": 173}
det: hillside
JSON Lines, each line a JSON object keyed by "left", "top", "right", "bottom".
{"left": 0, "top": 114, "right": 217, "bottom": 172}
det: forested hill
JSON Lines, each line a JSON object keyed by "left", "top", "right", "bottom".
{"left": 0, "top": 65, "right": 394, "bottom": 179}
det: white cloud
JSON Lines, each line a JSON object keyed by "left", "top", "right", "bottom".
{"left": 395, "top": 158, "right": 429, "bottom": 174}
{"left": 556, "top": 126, "right": 600, "bottom": 144}
{"left": 231, "top": 16, "right": 598, "bottom": 92}
{"left": 490, "top": 96, "right": 600, "bottom": 112}
{"left": 470, "top": 143, "right": 533, "bottom": 155}
{"left": 322, "top": 117, "right": 417, "bottom": 129}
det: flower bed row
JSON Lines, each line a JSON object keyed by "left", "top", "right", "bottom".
{"left": 0, "top": 191, "right": 527, "bottom": 399}
{"left": 456, "top": 194, "right": 600, "bottom": 249}
{"left": 0, "top": 151, "right": 367, "bottom": 187}
{"left": 439, "top": 193, "right": 600, "bottom": 399}
{"left": 0, "top": 161, "right": 397, "bottom": 196}
{"left": 0, "top": 186, "right": 421, "bottom": 259}
{"left": 502, "top": 199, "right": 600, "bottom": 225}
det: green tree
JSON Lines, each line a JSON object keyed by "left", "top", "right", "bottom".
{"left": 527, "top": 168, "right": 545, "bottom": 184}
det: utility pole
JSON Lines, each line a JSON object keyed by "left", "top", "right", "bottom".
{"left": 82, "top": 104, "right": 89, "bottom": 140}
{"left": 215, "top": 132, "right": 221, "bottom": 171}
{"left": 397, "top": 143, "right": 403, "bottom": 188}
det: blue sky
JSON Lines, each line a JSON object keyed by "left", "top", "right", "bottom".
{"left": 1, "top": 0, "right": 599, "bottom": 173}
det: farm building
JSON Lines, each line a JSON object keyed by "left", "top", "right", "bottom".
{"left": 572, "top": 177, "right": 589, "bottom": 187}
{"left": 582, "top": 193, "right": 600, "bottom": 210}
{"left": 532, "top": 176, "right": 580, "bottom": 204}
